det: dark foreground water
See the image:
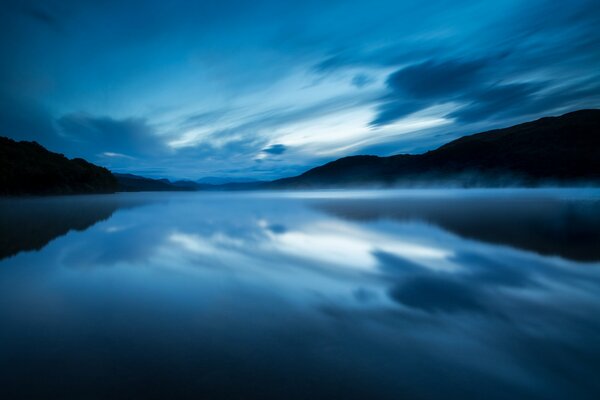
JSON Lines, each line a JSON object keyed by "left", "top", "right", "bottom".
{"left": 1, "top": 189, "right": 600, "bottom": 399}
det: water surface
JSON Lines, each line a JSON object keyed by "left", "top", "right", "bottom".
{"left": 1, "top": 189, "right": 600, "bottom": 399}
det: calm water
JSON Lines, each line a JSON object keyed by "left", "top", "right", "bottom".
{"left": 1, "top": 189, "right": 600, "bottom": 399}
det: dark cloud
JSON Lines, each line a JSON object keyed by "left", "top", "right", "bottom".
{"left": 351, "top": 73, "right": 375, "bottom": 88}
{"left": 22, "top": 7, "right": 62, "bottom": 32}
{"left": 370, "top": 99, "right": 428, "bottom": 127}
{"left": 367, "top": 1, "right": 600, "bottom": 128}
{"left": 388, "top": 59, "right": 489, "bottom": 100}
{"left": 389, "top": 275, "right": 486, "bottom": 314}
{"left": 370, "top": 55, "right": 598, "bottom": 127}
{"left": 57, "top": 113, "right": 166, "bottom": 158}
{"left": 266, "top": 223, "right": 287, "bottom": 234}
{"left": 369, "top": 58, "right": 494, "bottom": 126}
{"left": 449, "top": 82, "right": 546, "bottom": 123}
{"left": 372, "top": 250, "right": 425, "bottom": 275}
{"left": 262, "top": 144, "right": 287, "bottom": 155}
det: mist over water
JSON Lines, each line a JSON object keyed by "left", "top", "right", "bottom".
{"left": 1, "top": 189, "right": 600, "bottom": 399}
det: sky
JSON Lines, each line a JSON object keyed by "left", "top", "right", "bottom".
{"left": 1, "top": 0, "right": 599, "bottom": 180}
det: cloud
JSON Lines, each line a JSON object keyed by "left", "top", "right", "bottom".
{"left": 351, "top": 73, "right": 375, "bottom": 89}
{"left": 388, "top": 59, "right": 490, "bottom": 100}
{"left": 1, "top": 0, "right": 599, "bottom": 178}
{"left": 449, "top": 82, "right": 546, "bottom": 123}
{"left": 389, "top": 275, "right": 486, "bottom": 314}
{"left": 369, "top": 58, "right": 494, "bottom": 126}
{"left": 177, "top": 110, "right": 229, "bottom": 130}
{"left": 21, "top": 6, "right": 62, "bottom": 32}
{"left": 369, "top": 55, "right": 598, "bottom": 127}
{"left": 365, "top": 1, "right": 600, "bottom": 128}
{"left": 370, "top": 100, "right": 428, "bottom": 127}
{"left": 57, "top": 113, "right": 167, "bottom": 159}
{"left": 262, "top": 144, "right": 287, "bottom": 155}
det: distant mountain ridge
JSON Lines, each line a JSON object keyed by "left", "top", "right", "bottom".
{"left": 0, "top": 137, "right": 117, "bottom": 195}
{"left": 196, "top": 176, "right": 259, "bottom": 185}
{"left": 114, "top": 173, "right": 262, "bottom": 191}
{"left": 270, "top": 109, "right": 600, "bottom": 188}
{"left": 113, "top": 173, "right": 202, "bottom": 192}
{"left": 2, "top": 109, "right": 599, "bottom": 195}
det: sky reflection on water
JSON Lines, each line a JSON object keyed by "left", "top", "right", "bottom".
{"left": 1, "top": 190, "right": 600, "bottom": 399}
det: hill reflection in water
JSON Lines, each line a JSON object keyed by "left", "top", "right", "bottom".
{"left": 313, "top": 191, "right": 600, "bottom": 262}
{"left": 0, "top": 189, "right": 599, "bottom": 399}
{"left": 0, "top": 194, "right": 156, "bottom": 261}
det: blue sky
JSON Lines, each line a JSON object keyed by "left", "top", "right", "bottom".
{"left": 1, "top": 0, "right": 599, "bottom": 180}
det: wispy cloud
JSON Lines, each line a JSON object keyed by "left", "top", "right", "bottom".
{"left": 0, "top": 0, "right": 598, "bottom": 179}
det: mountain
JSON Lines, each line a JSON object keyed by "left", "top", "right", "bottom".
{"left": 4, "top": 109, "right": 598, "bottom": 195}
{"left": 197, "top": 176, "right": 259, "bottom": 185}
{"left": 114, "top": 173, "right": 206, "bottom": 192}
{"left": 115, "top": 173, "right": 264, "bottom": 192}
{"left": 271, "top": 109, "right": 600, "bottom": 188}
{"left": 0, "top": 137, "right": 117, "bottom": 195}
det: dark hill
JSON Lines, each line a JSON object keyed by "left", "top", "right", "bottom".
{"left": 0, "top": 137, "right": 117, "bottom": 195}
{"left": 115, "top": 173, "right": 264, "bottom": 191}
{"left": 271, "top": 109, "right": 600, "bottom": 188}
{"left": 114, "top": 173, "right": 206, "bottom": 191}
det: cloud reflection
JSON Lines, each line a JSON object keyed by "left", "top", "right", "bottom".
{"left": 1, "top": 190, "right": 600, "bottom": 398}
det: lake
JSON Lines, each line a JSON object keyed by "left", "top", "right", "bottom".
{"left": 1, "top": 189, "right": 600, "bottom": 399}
